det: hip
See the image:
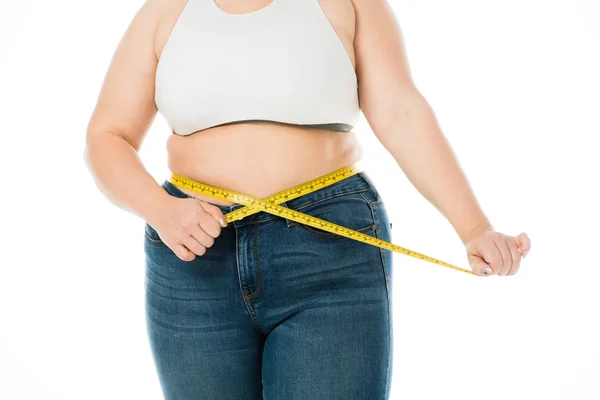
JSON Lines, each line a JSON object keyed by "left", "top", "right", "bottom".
{"left": 144, "top": 169, "right": 393, "bottom": 299}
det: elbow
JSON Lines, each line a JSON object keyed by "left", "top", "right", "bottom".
{"left": 373, "top": 91, "right": 432, "bottom": 136}
{"left": 83, "top": 130, "right": 100, "bottom": 174}
{"left": 83, "top": 129, "right": 112, "bottom": 173}
{"left": 365, "top": 85, "right": 428, "bottom": 133}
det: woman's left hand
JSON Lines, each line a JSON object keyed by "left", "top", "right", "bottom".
{"left": 465, "top": 229, "right": 531, "bottom": 276}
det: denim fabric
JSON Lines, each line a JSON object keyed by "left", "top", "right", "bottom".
{"left": 143, "top": 171, "right": 393, "bottom": 399}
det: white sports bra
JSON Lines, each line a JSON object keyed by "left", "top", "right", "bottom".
{"left": 155, "top": 0, "right": 361, "bottom": 136}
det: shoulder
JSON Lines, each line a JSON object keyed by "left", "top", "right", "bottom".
{"left": 152, "top": 0, "right": 192, "bottom": 59}
{"left": 319, "top": 0, "right": 356, "bottom": 39}
{"left": 320, "top": 0, "right": 355, "bottom": 20}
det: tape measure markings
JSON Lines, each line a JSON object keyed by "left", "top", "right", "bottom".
{"left": 170, "top": 166, "right": 476, "bottom": 276}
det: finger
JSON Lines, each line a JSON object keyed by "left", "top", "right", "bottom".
{"left": 191, "top": 224, "right": 215, "bottom": 248}
{"left": 515, "top": 232, "right": 531, "bottom": 258}
{"left": 200, "top": 202, "right": 228, "bottom": 228}
{"left": 468, "top": 254, "right": 494, "bottom": 277}
{"left": 197, "top": 210, "right": 223, "bottom": 239}
{"left": 494, "top": 237, "right": 512, "bottom": 276}
{"left": 183, "top": 236, "right": 207, "bottom": 257}
{"left": 479, "top": 239, "right": 503, "bottom": 274}
{"left": 506, "top": 237, "right": 522, "bottom": 276}
{"left": 173, "top": 244, "right": 196, "bottom": 262}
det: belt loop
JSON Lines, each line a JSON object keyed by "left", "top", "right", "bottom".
{"left": 278, "top": 202, "right": 295, "bottom": 227}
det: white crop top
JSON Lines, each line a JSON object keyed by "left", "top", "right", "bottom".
{"left": 154, "top": 0, "right": 361, "bottom": 135}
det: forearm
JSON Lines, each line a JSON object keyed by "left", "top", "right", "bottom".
{"left": 84, "top": 131, "right": 170, "bottom": 224}
{"left": 378, "top": 91, "right": 493, "bottom": 244}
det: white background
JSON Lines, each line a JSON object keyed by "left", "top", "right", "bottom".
{"left": 1, "top": 0, "right": 599, "bottom": 399}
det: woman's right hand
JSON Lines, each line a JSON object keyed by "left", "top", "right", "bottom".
{"left": 147, "top": 196, "right": 228, "bottom": 261}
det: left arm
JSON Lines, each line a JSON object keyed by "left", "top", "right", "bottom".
{"left": 352, "top": 0, "right": 531, "bottom": 275}
{"left": 353, "top": 0, "right": 489, "bottom": 245}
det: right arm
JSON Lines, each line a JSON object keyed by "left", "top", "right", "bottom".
{"left": 84, "top": 0, "right": 165, "bottom": 221}
{"left": 84, "top": 0, "right": 225, "bottom": 261}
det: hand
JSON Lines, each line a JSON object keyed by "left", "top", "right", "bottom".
{"left": 148, "top": 196, "right": 228, "bottom": 261}
{"left": 465, "top": 229, "right": 531, "bottom": 276}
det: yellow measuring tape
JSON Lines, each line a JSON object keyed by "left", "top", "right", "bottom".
{"left": 170, "top": 165, "right": 476, "bottom": 276}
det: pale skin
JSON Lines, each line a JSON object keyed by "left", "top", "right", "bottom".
{"left": 84, "top": 0, "right": 531, "bottom": 276}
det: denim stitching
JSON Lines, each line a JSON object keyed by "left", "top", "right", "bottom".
{"left": 168, "top": 179, "right": 372, "bottom": 226}
{"left": 368, "top": 203, "right": 390, "bottom": 291}
{"left": 372, "top": 206, "right": 393, "bottom": 394}
{"left": 234, "top": 224, "right": 264, "bottom": 336}
{"left": 358, "top": 172, "right": 380, "bottom": 194}
{"left": 234, "top": 224, "right": 247, "bottom": 295}
{"left": 294, "top": 190, "right": 378, "bottom": 238}
{"left": 246, "top": 303, "right": 265, "bottom": 337}
{"left": 298, "top": 221, "right": 375, "bottom": 238}
{"left": 144, "top": 226, "right": 166, "bottom": 247}
{"left": 370, "top": 200, "right": 384, "bottom": 209}
{"left": 244, "top": 222, "right": 263, "bottom": 299}
{"left": 359, "top": 172, "right": 383, "bottom": 203}
{"left": 370, "top": 207, "right": 392, "bottom": 393}
{"left": 291, "top": 187, "right": 370, "bottom": 212}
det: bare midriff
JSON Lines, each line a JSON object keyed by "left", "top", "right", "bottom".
{"left": 167, "top": 122, "right": 363, "bottom": 206}
{"left": 158, "top": 0, "right": 362, "bottom": 206}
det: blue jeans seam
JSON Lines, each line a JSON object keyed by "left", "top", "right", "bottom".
{"left": 358, "top": 191, "right": 380, "bottom": 208}
{"left": 292, "top": 187, "right": 370, "bottom": 211}
{"left": 244, "top": 222, "right": 263, "bottom": 299}
{"left": 369, "top": 203, "right": 393, "bottom": 393}
{"left": 358, "top": 171, "right": 380, "bottom": 196}
{"left": 144, "top": 232, "right": 165, "bottom": 246}
{"left": 297, "top": 221, "right": 375, "bottom": 238}
{"left": 368, "top": 202, "right": 390, "bottom": 292}
{"left": 234, "top": 224, "right": 265, "bottom": 336}
{"left": 144, "top": 224, "right": 166, "bottom": 246}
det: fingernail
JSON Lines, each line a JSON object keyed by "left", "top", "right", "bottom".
{"left": 483, "top": 267, "right": 492, "bottom": 276}
{"left": 219, "top": 217, "right": 228, "bottom": 227}
{"left": 523, "top": 251, "right": 528, "bottom": 259}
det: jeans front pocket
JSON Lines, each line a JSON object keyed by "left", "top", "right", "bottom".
{"left": 144, "top": 222, "right": 166, "bottom": 246}
{"left": 294, "top": 191, "right": 376, "bottom": 240}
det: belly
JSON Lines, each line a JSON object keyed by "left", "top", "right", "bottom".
{"left": 166, "top": 121, "right": 363, "bottom": 206}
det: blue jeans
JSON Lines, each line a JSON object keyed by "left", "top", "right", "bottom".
{"left": 143, "top": 171, "right": 393, "bottom": 399}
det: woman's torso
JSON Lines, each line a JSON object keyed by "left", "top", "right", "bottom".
{"left": 156, "top": 0, "right": 363, "bottom": 205}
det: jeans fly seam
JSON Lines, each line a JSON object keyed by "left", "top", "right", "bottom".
{"left": 234, "top": 225, "right": 265, "bottom": 336}
{"left": 235, "top": 229, "right": 250, "bottom": 312}
{"left": 245, "top": 222, "right": 263, "bottom": 299}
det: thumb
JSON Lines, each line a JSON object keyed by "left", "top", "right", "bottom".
{"left": 468, "top": 253, "right": 493, "bottom": 276}
{"left": 173, "top": 244, "right": 196, "bottom": 262}
{"left": 199, "top": 201, "right": 228, "bottom": 227}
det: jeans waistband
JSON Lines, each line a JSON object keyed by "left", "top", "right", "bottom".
{"left": 161, "top": 170, "right": 379, "bottom": 227}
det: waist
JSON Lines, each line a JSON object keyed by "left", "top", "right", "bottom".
{"left": 166, "top": 123, "right": 363, "bottom": 206}
{"left": 162, "top": 165, "right": 380, "bottom": 227}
